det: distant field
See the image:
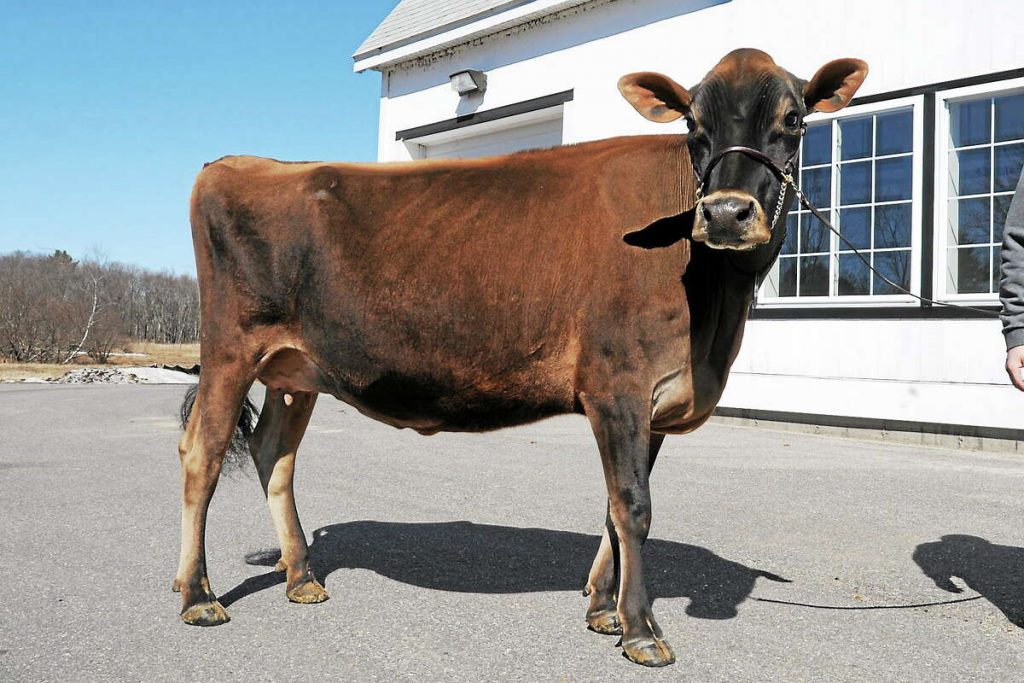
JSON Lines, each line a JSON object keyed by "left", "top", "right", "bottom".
{"left": 0, "top": 343, "right": 200, "bottom": 381}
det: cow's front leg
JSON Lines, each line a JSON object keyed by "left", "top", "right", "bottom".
{"left": 582, "top": 394, "right": 674, "bottom": 667}
{"left": 584, "top": 433, "right": 665, "bottom": 636}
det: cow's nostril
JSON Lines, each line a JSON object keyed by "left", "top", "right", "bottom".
{"left": 702, "top": 206, "right": 712, "bottom": 222}
{"left": 735, "top": 201, "right": 754, "bottom": 222}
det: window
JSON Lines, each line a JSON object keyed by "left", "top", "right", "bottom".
{"left": 937, "top": 81, "right": 1024, "bottom": 300}
{"left": 761, "top": 97, "right": 922, "bottom": 305}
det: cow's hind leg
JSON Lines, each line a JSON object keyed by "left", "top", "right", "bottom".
{"left": 582, "top": 394, "right": 674, "bottom": 667}
{"left": 249, "top": 388, "right": 327, "bottom": 603}
{"left": 583, "top": 433, "right": 664, "bottom": 636}
{"left": 175, "top": 367, "right": 255, "bottom": 626}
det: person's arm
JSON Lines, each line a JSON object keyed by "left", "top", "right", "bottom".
{"left": 911, "top": 544, "right": 962, "bottom": 593}
{"left": 1001, "top": 172, "right": 1024, "bottom": 391}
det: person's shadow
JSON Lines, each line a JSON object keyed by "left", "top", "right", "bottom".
{"left": 913, "top": 534, "right": 1024, "bottom": 627}
{"left": 221, "top": 520, "right": 789, "bottom": 620}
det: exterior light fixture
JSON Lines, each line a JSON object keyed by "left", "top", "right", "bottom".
{"left": 449, "top": 69, "right": 487, "bottom": 95}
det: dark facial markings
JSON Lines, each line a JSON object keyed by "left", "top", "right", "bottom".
{"left": 688, "top": 73, "right": 804, "bottom": 190}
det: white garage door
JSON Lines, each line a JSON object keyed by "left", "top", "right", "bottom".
{"left": 418, "top": 116, "right": 563, "bottom": 160}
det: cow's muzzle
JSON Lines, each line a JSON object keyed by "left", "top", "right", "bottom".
{"left": 691, "top": 190, "right": 771, "bottom": 250}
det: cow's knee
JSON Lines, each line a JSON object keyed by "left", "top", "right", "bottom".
{"left": 612, "top": 497, "right": 652, "bottom": 540}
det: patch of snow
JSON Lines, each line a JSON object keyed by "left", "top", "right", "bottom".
{"left": 48, "top": 367, "right": 198, "bottom": 385}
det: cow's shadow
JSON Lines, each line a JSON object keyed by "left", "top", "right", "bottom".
{"left": 913, "top": 534, "right": 1024, "bottom": 628}
{"left": 221, "top": 520, "right": 789, "bottom": 619}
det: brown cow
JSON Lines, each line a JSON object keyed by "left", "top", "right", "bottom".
{"left": 174, "top": 49, "right": 866, "bottom": 666}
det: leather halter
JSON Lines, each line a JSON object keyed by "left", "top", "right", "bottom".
{"left": 691, "top": 145, "right": 798, "bottom": 202}
{"left": 685, "top": 143, "right": 800, "bottom": 281}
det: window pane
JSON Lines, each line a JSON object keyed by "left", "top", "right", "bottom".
{"left": 802, "top": 166, "right": 831, "bottom": 208}
{"left": 839, "top": 207, "right": 871, "bottom": 250}
{"left": 872, "top": 250, "right": 910, "bottom": 294}
{"left": 994, "top": 93, "right": 1024, "bottom": 143}
{"left": 950, "top": 98, "right": 991, "bottom": 147}
{"left": 995, "top": 194, "right": 1013, "bottom": 243}
{"left": 781, "top": 213, "right": 797, "bottom": 255}
{"left": 876, "top": 110, "right": 913, "bottom": 155}
{"left": 875, "top": 156, "right": 912, "bottom": 202}
{"left": 840, "top": 161, "right": 872, "bottom": 205}
{"left": 838, "top": 253, "right": 870, "bottom": 295}
{"left": 874, "top": 203, "right": 912, "bottom": 248}
{"left": 800, "top": 212, "right": 829, "bottom": 253}
{"left": 799, "top": 255, "right": 829, "bottom": 295}
{"left": 778, "top": 257, "right": 797, "bottom": 296}
{"left": 950, "top": 197, "right": 990, "bottom": 245}
{"left": 950, "top": 147, "right": 990, "bottom": 196}
{"left": 802, "top": 124, "right": 831, "bottom": 166}
{"left": 949, "top": 246, "right": 990, "bottom": 293}
{"left": 839, "top": 117, "right": 873, "bottom": 159}
{"left": 994, "top": 142, "right": 1024, "bottom": 192}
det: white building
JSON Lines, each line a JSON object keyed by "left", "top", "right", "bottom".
{"left": 354, "top": 0, "right": 1024, "bottom": 447}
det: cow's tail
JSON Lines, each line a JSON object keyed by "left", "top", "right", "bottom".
{"left": 179, "top": 381, "right": 260, "bottom": 471}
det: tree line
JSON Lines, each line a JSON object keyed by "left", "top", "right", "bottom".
{"left": 0, "top": 250, "right": 199, "bottom": 363}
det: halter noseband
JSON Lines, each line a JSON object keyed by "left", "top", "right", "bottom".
{"left": 691, "top": 145, "right": 799, "bottom": 232}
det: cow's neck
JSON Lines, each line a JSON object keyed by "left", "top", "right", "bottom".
{"left": 685, "top": 189, "right": 795, "bottom": 365}
{"left": 683, "top": 244, "right": 758, "bottom": 369}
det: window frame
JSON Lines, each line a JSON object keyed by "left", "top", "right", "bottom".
{"left": 757, "top": 95, "right": 925, "bottom": 309}
{"left": 933, "top": 77, "right": 1024, "bottom": 305}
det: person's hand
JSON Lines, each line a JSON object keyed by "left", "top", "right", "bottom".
{"left": 1006, "top": 346, "right": 1024, "bottom": 391}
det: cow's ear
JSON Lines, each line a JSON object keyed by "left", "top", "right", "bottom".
{"left": 618, "top": 72, "right": 691, "bottom": 123}
{"left": 803, "top": 59, "right": 868, "bottom": 113}
{"left": 623, "top": 211, "right": 693, "bottom": 249}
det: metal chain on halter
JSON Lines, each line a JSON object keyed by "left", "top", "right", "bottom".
{"left": 689, "top": 143, "right": 1001, "bottom": 319}
{"left": 768, "top": 170, "right": 793, "bottom": 231}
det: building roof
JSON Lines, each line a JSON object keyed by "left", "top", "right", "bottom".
{"left": 353, "top": 0, "right": 595, "bottom": 70}
{"left": 356, "top": 0, "right": 524, "bottom": 57}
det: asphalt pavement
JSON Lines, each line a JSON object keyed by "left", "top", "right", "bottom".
{"left": 2, "top": 383, "right": 1024, "bottom": 681}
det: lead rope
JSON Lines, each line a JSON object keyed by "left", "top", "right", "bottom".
{"left": 755, "top": 175, "right": 794, "bottom": 303}
{"left": 690, "top": 146, "right": 1000, "bottom": 319}
{"left": 791, "top": 186, "right": 1000, "bottom": 317}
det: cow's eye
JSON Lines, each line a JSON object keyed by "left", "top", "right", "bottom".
{"left": 784, "top": 111, "right": 801, "bottom": 129}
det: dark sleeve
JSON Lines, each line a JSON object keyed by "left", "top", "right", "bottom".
{"left": 1000, "top": 171, "right": 1024, "bottom": 350}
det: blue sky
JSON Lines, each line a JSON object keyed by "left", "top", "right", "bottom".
{"left": 0, "top": 2, "right": 398, "bottom": 275}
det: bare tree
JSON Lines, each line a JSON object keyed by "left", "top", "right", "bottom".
{"left": 0, "top": 250, "right": 199, "bottom": 363}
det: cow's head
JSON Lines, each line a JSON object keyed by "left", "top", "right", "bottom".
{"left": 619, "top": 49, "right": 867, "bottom": 256}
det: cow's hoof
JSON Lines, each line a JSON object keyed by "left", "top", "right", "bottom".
{"left": 171, "top": 578, "right": 181, "bottom": 593}
{"left": 181, "top": 601, "right": 230, "bottom": 626}
{"left": 287, "top": 579, "right": 329, "bottom": 604}
{"left": 586, "top": 609, "right": 622, "bottom": 635}
{"left": 622, "top": 637, "right": 676, "bottom": 667}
